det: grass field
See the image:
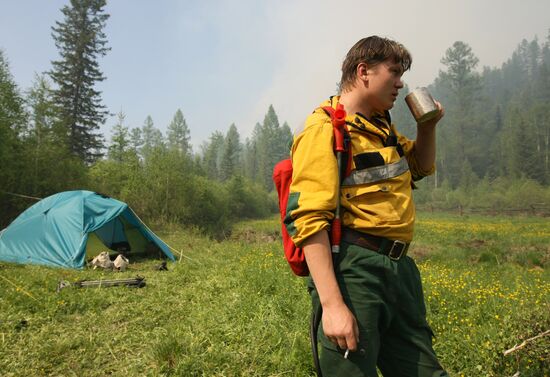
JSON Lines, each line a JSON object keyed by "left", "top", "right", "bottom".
{"left": 0, "top": 213, "right": 548, "bottom": 376}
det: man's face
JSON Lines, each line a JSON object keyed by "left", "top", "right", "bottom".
{"left": 365, "top": 60, "right": 404, "bottom": 113}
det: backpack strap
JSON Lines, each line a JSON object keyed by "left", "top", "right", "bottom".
{"left": 320, "top": 106, "right": 352, "bottom": 180}
{"left": 319, "top": 104, "right": 349, "bottom": 254}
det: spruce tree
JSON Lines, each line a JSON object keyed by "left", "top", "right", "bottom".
{"left": 0, "top": 51, "right": 29, "bottom": 226}
{"left": 438, "top": 41, "right": 481, "bottom": 186}
{"left": 258, "top": 105, "right": 280, "bottom": 190}
{"left": 141, "top": 115, "right": 164, "bottom": 160}
{"left": 278, "top": 121, "right": 293, "bottom": 159}
{"left": 167, "top": 109, "right": 191, "bottom": 155}
{"left": 243, "top": 123, "right": 262, "bottom": 182}
{"left": 108, "top": 111, "right": 130, "bottom": 163}
{"left": 27, "top": 75, "right": 58, "bottom": 141}
{"left": 220, "top": 123, "right": 241, "bottom": 180}
{"left": 201, "top": 131, "right": 225, "bottom": 180}
{"left": 129, "top": 127, "right": 143, "bottom": 154}
{"left": 49, "top": 0, "right": 110, "bottom": 164}
{"left": 26, "top": 74, "right": 70, "bottom": 193}
{"left": 0, "top": 50, "right": 26, "bottom": 137}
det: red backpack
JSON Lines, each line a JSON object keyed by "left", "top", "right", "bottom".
{"left": 273, "top": 104, "right": 351, "bottom": 276}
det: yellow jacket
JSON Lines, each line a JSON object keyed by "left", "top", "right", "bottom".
{"left": 285, "top": 96, "right": 434, "bottom": 246}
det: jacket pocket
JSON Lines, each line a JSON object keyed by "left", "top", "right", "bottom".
{"left": 341, "top": 183, "right": 401, "bottom": 224}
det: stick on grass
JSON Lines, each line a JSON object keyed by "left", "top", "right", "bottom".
{"left": 503, "top": 330, "right": 550, "bottom": 356}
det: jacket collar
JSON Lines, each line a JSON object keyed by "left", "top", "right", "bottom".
{"left": 326, "top": 96, "right": 391, "bottom": 137}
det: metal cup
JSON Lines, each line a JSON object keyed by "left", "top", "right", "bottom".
{"left": 404, "top": 87, "right": 439, "bottom": 123}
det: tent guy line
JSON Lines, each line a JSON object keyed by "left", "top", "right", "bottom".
{"left": 0, "top": 274, "right": 40, "bottom": 302}
{"left": 0, "top": 190, "right": 43, "bottom": 201}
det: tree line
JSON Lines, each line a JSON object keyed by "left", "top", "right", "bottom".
{"left": 391, "top": 33, "right": 550, "bottom": 210}
{"left": 1, "top": 0, "right": 548, "bottom": 231}
{"left": 0, "top": 0, "right": 291, "bottom": 232}
{"left": 0, "top": 46, "right": 292, "bottom": 231}
{"left": 88, "top": 104, "right": 292, "bottom": 233}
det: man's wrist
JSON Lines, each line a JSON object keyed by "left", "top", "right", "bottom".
{"left": 320, "top": 295, "right": 346, "bottom": 310}
{"left": 416, "top": 122, "right": 437, "bottom": 132}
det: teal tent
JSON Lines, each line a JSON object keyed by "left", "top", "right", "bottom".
{"left": 0, "top": 190, "right": 175, "bottom": 269}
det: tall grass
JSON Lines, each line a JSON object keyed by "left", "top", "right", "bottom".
{"left": 0, "top": 213, "right": 548, "bottom": 376}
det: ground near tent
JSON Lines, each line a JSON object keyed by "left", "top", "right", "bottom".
{"left": 0, "top": 215, "right": 548, "bottom": 376}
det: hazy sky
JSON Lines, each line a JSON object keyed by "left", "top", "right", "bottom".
{"left": 1, "top": 0, "right": 548, "bottom": 148}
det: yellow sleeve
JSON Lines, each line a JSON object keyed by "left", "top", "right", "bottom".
{"left": 394, "top": 127, "right": 435, "bottom": 181}
{"left": 284, "top": 113, "right": 338, "bottom": 247}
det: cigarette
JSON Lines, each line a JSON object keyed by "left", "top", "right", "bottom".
{"left": 344, "top": 349, "right": 350, "bottom": 359}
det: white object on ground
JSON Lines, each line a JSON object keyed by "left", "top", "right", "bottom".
{"left": 91, "top": 251, "right": 114, "bottom": 270}
{"left": 113, "top": 254, "right": 129, "bottom": 271}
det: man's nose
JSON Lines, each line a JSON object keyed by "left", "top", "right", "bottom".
{"left": 395, "top": 78, "right": 404, "bottom": 89}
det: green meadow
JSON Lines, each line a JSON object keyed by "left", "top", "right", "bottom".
{"left": 1, "top": 213, "right": 548, "bottom": 376}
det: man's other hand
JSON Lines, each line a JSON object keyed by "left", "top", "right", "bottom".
{"left": 322, "top": 301, "right": 360, "bottom": 352}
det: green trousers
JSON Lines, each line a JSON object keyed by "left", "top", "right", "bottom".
{"left": 309, "top": 241, "right": 448, "bottom": 377}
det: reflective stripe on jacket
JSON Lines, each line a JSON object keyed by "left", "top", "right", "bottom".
{"left": 285, "top": 96, "right": 434, "bottom": 246}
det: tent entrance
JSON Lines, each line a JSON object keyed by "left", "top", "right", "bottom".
{"left": 85, "top": 215, "right": 163, "bottom": 260}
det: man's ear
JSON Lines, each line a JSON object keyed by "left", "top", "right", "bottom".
{"left": 357, "top": 63, "right": 369, "bottom": 85}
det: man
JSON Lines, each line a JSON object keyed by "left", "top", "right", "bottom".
{"left": 285, "top": 36, "right": 448, "bottom": 376}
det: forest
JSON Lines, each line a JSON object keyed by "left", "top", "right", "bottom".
{"left": 1, "top": 0, "right": 549, "bottom": 232}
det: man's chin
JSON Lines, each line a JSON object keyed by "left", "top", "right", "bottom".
{"left": 373, "top": 100, "right": 395, "bottom": 114}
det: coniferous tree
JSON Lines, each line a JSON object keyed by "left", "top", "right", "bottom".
{"left": 278, "top": 121, "right": 293, "bottom": 159}
{"left": 243, "top": 123, "right": 262, "bottom": 182}
{"left": 436, "top": 41, "right": 481, "bottom": 186}
{"left": 440, "top": 41, "right": 481, "bottom": 152}
{"left": 26, "top": 74, "right": 83, "bottom": 194}
{"left": 241, "top": 106, "right": 292, "bottom": 190}
{"left": 27, "top": 75, "right": 58, "bottom": 140}
{"left": 0, "top": 50, "right": 27, "bottom": 139}
{"left": 129, "top": 127, "right": 143, "bottom": 155}
{"left": 0, "top": 50, "right": 27, "bottom": 185}
{"left": 0, "top": 51, "right": 27, "bottom": 169}
{"left": 141, "top": 115, "right": 164, "bottom": 159}
{"left": 220, "top": 123, "right": 241, "bottom": 181}
{"left": 167, "top": 109, "right": 191, "bottom": 155}
{"left": 258, "top": 105, "right": 281, "bottom": 190}
{"left": 49, "top": 0, "right": 110, "bottom": 164}
{"left": 108, "top": 111, "right": 130, "bottom": 163}
{"left": 0, "top": 51, "right": 30, "bottom": 226}
{"left": 201, "top": 131, "right": 225, "bottom": 180}
{"left": 526, "top": 38, "right": 541, "bottom": 80}
{"left": 503, "top": 107, "right": 539, "bottom": 180}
